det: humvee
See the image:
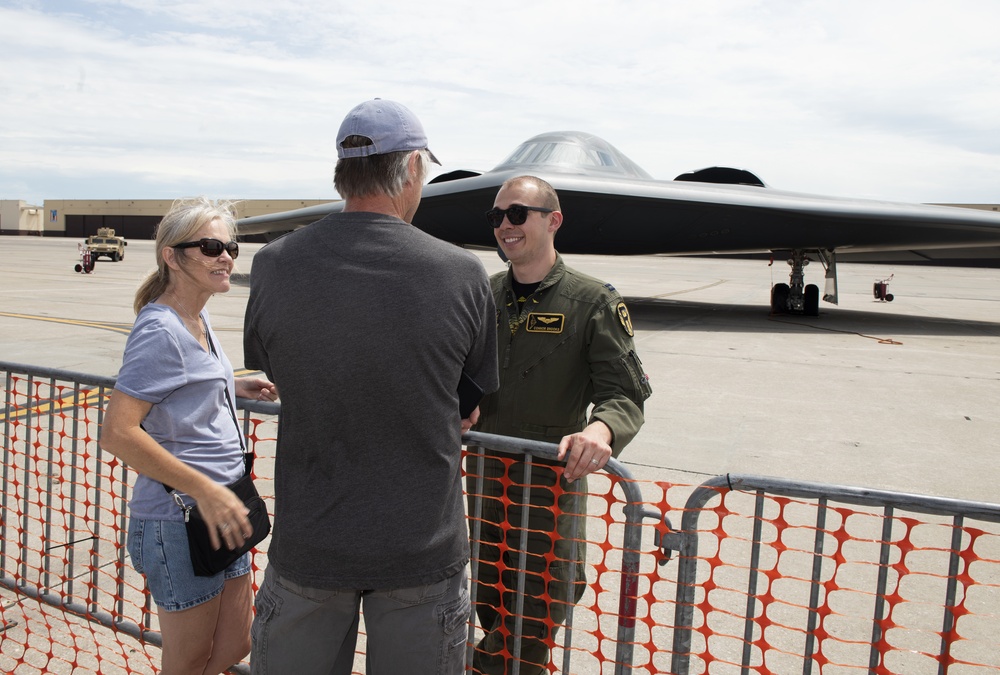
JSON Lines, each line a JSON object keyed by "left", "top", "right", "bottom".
{"left": 85, "top": 228, "right": 127, "bottom": 262}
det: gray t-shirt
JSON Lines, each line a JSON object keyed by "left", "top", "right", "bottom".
{"left": 114, "top": 303, "right": 244, "bottom": 520}
{"left": 244, "top": 211, "right": 498, "bottom": 590}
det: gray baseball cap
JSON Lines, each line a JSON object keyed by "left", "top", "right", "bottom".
{"left": 336, "top": 99, "right": 440, "bottom": 164}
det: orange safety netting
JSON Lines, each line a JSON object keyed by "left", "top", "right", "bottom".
{"left": 3, "top": 371, "right": 1000, "bottom": 674}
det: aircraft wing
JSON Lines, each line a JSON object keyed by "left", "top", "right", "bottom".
{"left": 238, "top": 131, "right": 1000, "bottom": 314}
{"left": 417, "top": 171, "right": 1000, "bottom": 256}
{"left": 240, "top": 201, "right": 345, "bottom": 234}
{"left": 239, "top": 130, "right": 1000, "bottom": 256}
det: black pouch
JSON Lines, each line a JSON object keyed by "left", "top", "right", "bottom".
{"left": 175, "top": 468, "right": 271, "bottom": 577}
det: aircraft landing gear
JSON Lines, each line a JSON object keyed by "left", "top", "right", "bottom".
{"left": 771, "top": 250, "right": 819, "bottom": 316}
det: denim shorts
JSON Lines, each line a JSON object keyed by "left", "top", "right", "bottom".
{"left": 127, "top": 518, "right": 251, "bottom": 612}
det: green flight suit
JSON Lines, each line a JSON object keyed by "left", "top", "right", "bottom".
{"left": 468, "top": 255, "right": 652, "bottom": 675}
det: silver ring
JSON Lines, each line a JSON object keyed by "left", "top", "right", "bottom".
{"left": 220, "top": 523, "right": 231, "bottom": 532}
{"left": 591, "top": 459, "right": 599, "bottom": 465}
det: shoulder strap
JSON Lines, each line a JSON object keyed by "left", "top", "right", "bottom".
{"left": 206, "top": 325, "right": 248, "bottom": 456}
{"left": 162, "top": 328, "right": 252, "bottom": 495}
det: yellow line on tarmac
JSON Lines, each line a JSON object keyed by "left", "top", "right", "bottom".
{"left": 0, "top": 312, "right": 133, "bottom": 335}
{"left": 2, "top": 371, "right": 259, "bottom": 422}
{"left": 1, "top": 387, "right": 107, "bottom": 422}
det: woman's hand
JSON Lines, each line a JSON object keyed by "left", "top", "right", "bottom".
{"left": 236, "top": 376, "right": 278, "bottom": 402}
{"left": 102, "top": 389, "right": 253, "bottom": 550}
{"left": 190, "top": 480, "right": 253, "bottom": 551}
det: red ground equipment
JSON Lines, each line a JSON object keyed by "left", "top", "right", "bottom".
{"left": 873, "top": 274, "right": 894, "bottom": 302}
{"left": 74, "top": 245, "right": 95, "bottom": 274}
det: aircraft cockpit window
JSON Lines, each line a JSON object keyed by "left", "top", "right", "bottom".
{"left": 544, "top": 143, "right": 608, "bottom": 169}
{"left": 534, "top": 143, "right": 558, "bottom": 164}
{"left": 499, "top": 142, "right": 622, "bottom": 172}
{"left": 493, "top": 132, "right": 654, "bottom": 179}
{"left": 501, "top": 145, "right": 534, "bottom": 166}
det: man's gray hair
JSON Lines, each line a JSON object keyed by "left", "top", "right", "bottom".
{"left": 334, "top": 136, "right": 432, "bottom": 199}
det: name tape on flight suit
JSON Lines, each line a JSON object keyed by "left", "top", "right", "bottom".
{"left": 526, "top": 313, "right": 565, "bottom": 333}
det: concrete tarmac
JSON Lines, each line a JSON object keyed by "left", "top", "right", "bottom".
{"left": 3, "top": 235, "right": 999, "bottom": 504}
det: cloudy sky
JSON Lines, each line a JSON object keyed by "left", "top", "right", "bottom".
{"left": 2, "top": 0, "right": 998, "bottom": 207}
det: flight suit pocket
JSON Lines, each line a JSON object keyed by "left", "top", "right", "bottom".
{"left": 621, "top": 350, "right": 652, "bottom": 401}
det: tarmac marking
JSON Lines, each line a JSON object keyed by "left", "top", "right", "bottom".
{"left": 0, "top": 312, "right": 244, "bottom": 335}
{"left": 650, "top": 280, "right": 727, "bottom": 298}
{"left": 2, "top": 369, "right": 257, "bottom": 423}
{"left": 1, "top": 387, "right": 107, "bottom": 422}
{"left": 0, "top": 312, "right": 133, "bottom": 335}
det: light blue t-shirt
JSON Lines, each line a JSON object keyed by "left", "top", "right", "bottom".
{"left": 114, "top": 302, "right": 244, "bottom": 520}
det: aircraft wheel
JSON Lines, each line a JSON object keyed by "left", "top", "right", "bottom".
{"left": 771, "top": 283, "right": 789, "bottom": 314}
{"left": 804, "top": 284, "right": 819, "bottom": 316}
{"left": 885, "top": 294, "right": 894, "bottom": 302}
{"left": 74, "top": 264, "right": 82, "bottom": 273}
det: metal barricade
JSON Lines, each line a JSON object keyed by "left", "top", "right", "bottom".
{"left": 463, "top": 431, "right": 660, "bottom": 675}
{"left": 668, "top": 474, "right": 1000, "bottom": 674}
{"left": 0, "top": 361, "right": 278, "bottom": 673}
{"left": 6, "top": 360, "right": 1000, "bottom": 674}
{"left": 0, "top": 361, "right": 659, "bottom": 674}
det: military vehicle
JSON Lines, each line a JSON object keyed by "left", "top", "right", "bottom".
{"left": 85, "top": 228, "right": 127, "bottom": 261}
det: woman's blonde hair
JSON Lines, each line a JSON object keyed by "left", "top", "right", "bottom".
{"left": 133, "top": 197, "right": 238, "bottom": 314}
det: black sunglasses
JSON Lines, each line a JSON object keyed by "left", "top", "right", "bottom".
{"left": 173, "top": 238, "right": 240, "bottom": 259}
{"left": 485, "top": 204, "right": 554, "bottom": 228}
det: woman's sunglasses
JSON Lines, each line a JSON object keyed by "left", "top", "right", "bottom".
{"left": 485, "top": 204, "right": 554, "bottom": 229}
{"left": 173, "top": 238, "right": 240, "bottom": 259}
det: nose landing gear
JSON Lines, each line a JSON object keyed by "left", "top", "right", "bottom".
{"left": 771, "top": 250, "right": 820, "bottom": 316}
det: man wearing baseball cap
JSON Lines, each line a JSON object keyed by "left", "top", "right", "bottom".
{"left": 245, "top": 99, "right": 498, "bottom": 673}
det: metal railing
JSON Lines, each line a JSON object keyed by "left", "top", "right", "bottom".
{"left": 463, "top": 431, "right": 663, "bottom": 675}
{"left": 5, "top": 360, "right": 1000, "bottom": 674}
{"left": 1, "top": 361, "right": 661, "bottom": 674}
{"left": 667, "top": 474, "right": 1000, "bottom": 674}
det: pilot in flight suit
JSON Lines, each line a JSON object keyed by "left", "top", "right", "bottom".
{"left": 469, "top": 250, "right": 651, "bottom": 675}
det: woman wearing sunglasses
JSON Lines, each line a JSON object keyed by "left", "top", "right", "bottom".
{"left": 100, "top": 197, "right": 277, "bottom": 675}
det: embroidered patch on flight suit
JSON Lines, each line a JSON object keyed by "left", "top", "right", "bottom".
{"left": 616, "top": 302, "right": 634, "bottom": 337}
{"left": 526, "top": 313, "right": 565, "bottom": 333}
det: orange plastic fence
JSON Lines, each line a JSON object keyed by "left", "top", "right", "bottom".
{"left": 654, "top": 479, "right": 1000, "bottom": 675}
{"left": 3, "top": 366, "right": 1000, "bottom": 674}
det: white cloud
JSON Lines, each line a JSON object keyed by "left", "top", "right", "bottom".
{"left": 1, "top": 0, "right": 998, "bottom": 205}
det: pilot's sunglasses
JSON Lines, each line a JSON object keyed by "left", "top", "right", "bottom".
{"left": 173, "top": 238, "right": 240, "bottom": 259}
{"left": 485, "top": 204, "right": 554, "bottom": 228}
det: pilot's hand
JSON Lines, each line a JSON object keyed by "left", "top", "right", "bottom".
{"left": 558, "top": 421, "right": 613, "bottom": 482}
{"left": 461, "top": 406, "right": 480, "bottom": 434}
